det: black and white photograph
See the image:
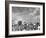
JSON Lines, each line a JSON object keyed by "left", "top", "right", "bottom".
{"left": 5, "top": 1, "right": 45, "bottom": 37}
{"left": 12, "top": 7, "right": 40, "bottom": 31}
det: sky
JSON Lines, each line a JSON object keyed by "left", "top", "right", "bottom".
{"left": 12, "top": 7, "right": 40, "bottom": 24}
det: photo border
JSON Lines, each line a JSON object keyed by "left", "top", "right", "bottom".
{"left": 5, "top": 1, "right": 45, "bottom": 37}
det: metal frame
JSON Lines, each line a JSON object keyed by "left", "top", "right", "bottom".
{"left": 5, "top": 1, "right": 45, "bottom": 37}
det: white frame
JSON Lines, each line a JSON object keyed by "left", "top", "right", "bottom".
{"left": 9, "top": 4, "right": 43, "bottom": 35}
